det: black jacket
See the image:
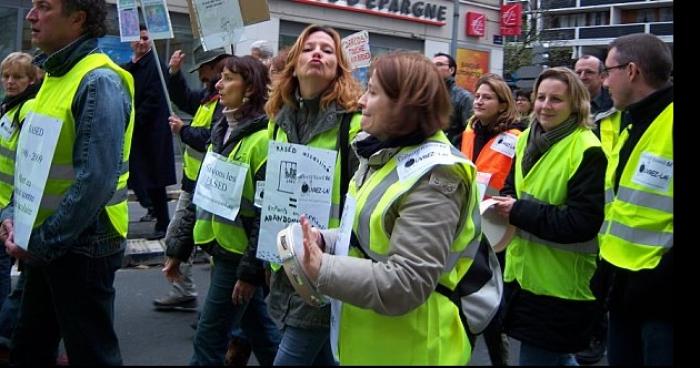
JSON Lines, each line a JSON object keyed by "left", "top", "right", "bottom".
{"left": 122, "top": 50, "right": 177, "bottom": 189}
{"left": 166, "top": 70, "right": 223, "bottom": 193}
{"left": 500, "top": 130, "right": 607, "bottom": 352}
{"left": 603, "top": 85, "right": 674, "bottom": 322}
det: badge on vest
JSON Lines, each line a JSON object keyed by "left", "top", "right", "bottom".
{"left": 489, "top": 132, "right": 517, "bottom": 158}
{"left": 0, "top": 115, "right": 16, "bottom": 140}
{"left": 632, "top": 152, "right": 672, "bottom": 192}
{"left": 396, "top": 142, "right": 465, "bottom": 181}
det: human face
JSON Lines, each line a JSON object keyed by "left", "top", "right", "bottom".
{"left": 574, "top": 57, "right": 604, "bottom": 98}
{"left": 131, "top": 30, "right": 151, "bottom": 59}
{"left": 534, "top": 78, "right": 572, "bottom": 131}
{"left": 2, "top": 64, "right": 34, "bottom": 97}
{"left": 432, "top": 55, "right": 453, "bottom": 79}
{"left": 26, "top": 0, "right": 85, "bottom": 54}
{"left": 603, "top": 48, "right": 634, "bottom": 110}
{"left": 473, "top": 83, "right": 505, "bottom": 126}
{"left": 215, "top": 67, "right": 247, "bottom": 109}
{"left": 358, "top": 70, "right": 391, "bottom": 140}
{"left": 198, "top": 63, "right": 216, "bottom": 85}
{"left": 295, "top": 31, "right": 338, "bottom": 88}
{"left": 515, "top": 95, "right": 532, "bottom": 116}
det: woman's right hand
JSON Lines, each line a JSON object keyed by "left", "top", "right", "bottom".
{"left": 169, "top": 115, "right": 184, "bottom": 134}
{"left": 162, "top": 257, "right": 183, "bottom": 283}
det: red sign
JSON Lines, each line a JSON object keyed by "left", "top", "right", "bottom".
{"left": 466, "top": 12, "right": 485, "bottom": 37}
{"left": 500, "top": 3, "right": 522, "bottom": 36}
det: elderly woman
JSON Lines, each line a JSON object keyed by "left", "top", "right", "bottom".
{"left": 297, "top": 51, "right": 482, "bottom": 365}
{"left": 492, "top": 67, "right": 606, "bottom": 365}
{"left": 263, "top": 24, "right": 363, "bottom": 366}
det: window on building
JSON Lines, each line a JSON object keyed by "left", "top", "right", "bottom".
{"left": 659, "top": 7, "right": 673, "bottom": 22}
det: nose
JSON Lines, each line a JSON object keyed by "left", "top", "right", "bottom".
{"left": 603, "top": 77, "right": 610, "bottom": 88}
{"left": 26, "top": 7, "right": 37, "bottom": 21}
{"left": 215, "top": 79, "right": 223, "bottom": 91}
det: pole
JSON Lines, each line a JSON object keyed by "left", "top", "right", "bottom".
{"left": 450, "top": 0, "right": 459, "bottom": 56}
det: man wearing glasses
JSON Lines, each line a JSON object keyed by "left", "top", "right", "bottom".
{"left": 575, "top": 55, "right": 613, "bottom": 118}
{"left": 432, "top": 52, "right": 474, "bottom": 146}
{"left": 598, "top": 33, "right": 673, "bottom": 366}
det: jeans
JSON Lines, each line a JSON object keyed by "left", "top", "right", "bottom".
{"left": 0, "top": 270, "right": 24, "bottom": 348}
{"left": 519, "top": 342, "right": 578, "bottom": 366}
{"left": 607, "top": 310, "right": 673, "bottom": 365}
{"left": 190, "top": 255, "right": 249, "bottom": 365}
{"left": 163, "top": 191, "right": 196, "bottom": 297}
{"left": 273, "top": 325, "right": 336, "bottom": 366}
{"left": 10, "top": 251, "right": 123, "bottom": 365}
{"left": 229, "top": 287, "right": 281, "bottom": 366}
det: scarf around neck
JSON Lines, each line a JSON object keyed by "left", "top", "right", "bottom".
{"left": 521, "top": 115, "right": 579, "bottom": 176}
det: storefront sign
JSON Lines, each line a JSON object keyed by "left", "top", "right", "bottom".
{"left": 455, "top": 48, "right": 490, "bottom": 93}
{"left": 500, "top": 3, "right": 522, "bottom": 36}
{"left": 293, "top": 0, "right": 448, "bottom": 26}
{"left": 466, "top": 12, "right": 485, "bottom": 37}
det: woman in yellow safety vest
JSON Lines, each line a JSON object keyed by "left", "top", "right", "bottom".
{"left": 491, "top": 67, "right": 607, "bottom": 365}
{"left": 296, "top": 51, "right": 481, "bottom": 365}
{"left": 0, "top": 52, "right": 40, "bottom": 321}
{"left": 264, "top": 24, "right": 362, "bottom": 366}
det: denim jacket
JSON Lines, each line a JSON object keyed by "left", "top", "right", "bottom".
{"left": 0, "top": 35, "right": 132, "bottom": 264}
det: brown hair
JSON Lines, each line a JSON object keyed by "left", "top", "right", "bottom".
{"left": 222, "top": 55, "right": 270, "bottom": 120}
{"left": 469, "top": 73, "right": 520, "bottom": 133}
{"left": 370, "top": 51, "right": 451, "bottom": 137}
{"left": 532, "top": 67, "right": 593, "bottom": 129}
{"left": 608, "top": 33, "right": 672, "bottom": 89}
{"left": 1, "top": 52, "right": 38, "bottom": 82}
{"left": 265, "top": 25, "right": 361, "bottom": 118}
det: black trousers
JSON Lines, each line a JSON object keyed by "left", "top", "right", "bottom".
{"left": 147, "top": 186, "right": 170, "bottom": 232}
{"left": 10, "top": 251, "right": 124, "bottom": 365}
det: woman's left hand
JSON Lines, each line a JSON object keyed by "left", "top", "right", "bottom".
{"left": 300, "top": 215, "right": 323, "bottom": 283}
{"left": 232, "top": 280, "right": 255, "bottom": 305}
{"left": 491, "top": 195, "right": 516, "bottom": 219}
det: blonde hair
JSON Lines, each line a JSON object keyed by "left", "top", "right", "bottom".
{"left": 532, "top": 67, "right": 593, "bottom": 129}
{"left": 265, "top": 25, "right": 361, "bottom": 119}
{"left": 1, "top": 52, "right": 38, "bottom": 82}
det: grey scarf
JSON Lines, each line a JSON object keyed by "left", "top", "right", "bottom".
{"left": 521, "top": 115, "right": 579, "bottom": 176}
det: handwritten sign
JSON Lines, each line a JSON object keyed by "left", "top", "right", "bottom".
{"left": 341, "top": 30, "right": 371, "bottom": 70}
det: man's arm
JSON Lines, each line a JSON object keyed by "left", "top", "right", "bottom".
{"left": 27, "top": 68, "right": 130, "bottom": 263}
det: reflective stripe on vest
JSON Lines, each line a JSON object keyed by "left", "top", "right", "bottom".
{"left": 504, "top": 126, "right": 601, "bottom": 301}
{"left": 599, "top": 103, "right": 673, "bottom": 270}
{"left": 460, "top": 123, "right": 521, "bottom": 194}
{"left": 0, "top": 100, "right": 34, "bottom": 207}
{"left": 30, "top": 53, "right": 134, "bottom": 237}
{"left": 338, "top": 131, "right": 477, "bottom": 365}
{"left": 193, "top": 129, "right": 268, "bottom": 255}
{"left": 183, "top": 100, "right": 217, "bottom": 181}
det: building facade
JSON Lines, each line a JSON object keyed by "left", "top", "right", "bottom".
{"left": 0, "top": 0, "right": 507, "bottom": 93}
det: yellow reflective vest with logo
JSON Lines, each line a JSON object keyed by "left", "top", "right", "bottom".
{"left": 338, "top": 131, "right": 481, "bottom": 365}
{"left": 193, "top": 129, "right": 268, "bottom": 254}
{"left": 504, "top": 126, "right": 600, "bottom": 301}
{"left": 29, "top": 53, "right": 134, "bottom": 237}
{"left": 599, "top": 103, "right": 673, "bottom": 271}
{"left": 183, "top": 100, "right": 217, "bottom": 181}
{"left": 0, "top": 99, "right": 35, "bottom": 207}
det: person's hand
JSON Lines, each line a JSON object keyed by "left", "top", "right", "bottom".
{"left": 162, "top": 257, "right": 183, "bottom": 283}
{"left": 232, "top": 280, "right": 255, "bottom": 305}
{"left": 169, "top": 50, "right": 185, "bottom": 75}
{"left": 3, "top": 220, "right": 30, "bottom": 261}
{"left": 0, "top": 219, "right": 10, "bottom": 242}
{"left": 169, "top": 115, "right": 184, "bottom": 135}
{"left": 300, "top": 215, "right": 323, "bottom": 282}
{"left": 491, "top": 195, "right": 516, "bottom": 219}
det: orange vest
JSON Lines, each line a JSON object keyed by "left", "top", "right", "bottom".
{"left": 461, "top": 126, "right": 521, "bottom": 196}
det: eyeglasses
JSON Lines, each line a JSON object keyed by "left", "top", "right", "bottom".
{"left": 603, "top": 62, "right": 630, "bottom": 73}
{"left": 434, "top": 62, "right": 449, "bottom": 67}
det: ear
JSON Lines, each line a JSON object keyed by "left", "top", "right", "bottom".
{"left": 70, "top": 10, "right": 87, "bottom": 34}
{"left": 244, "top": 86, "right": 254, "bottom": 97}
{"left": 627, "top": 62, "right": 641, "bottom": 83}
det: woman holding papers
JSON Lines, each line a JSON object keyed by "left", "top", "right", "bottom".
{"left": 490, "top": 67, "right": 606, "bottom": 365}
{"left": 264, "top": 24, "right": 362, "bottom": 366}
{"left": 459, "top": 73, "right": 522, "bottom": 366}
{"left": 296, "top": 51, "right": 481, "bottom": 365}
{"left": 163, "top": 55, "right": 273, "bottom": 365}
